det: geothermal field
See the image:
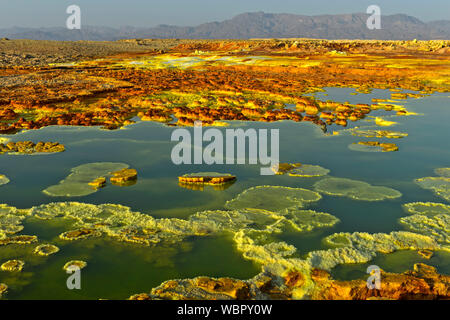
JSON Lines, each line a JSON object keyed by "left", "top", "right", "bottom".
{"left": 0, "top": 38, "right": 449, "bottom": 300}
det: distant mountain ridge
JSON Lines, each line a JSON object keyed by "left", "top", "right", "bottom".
{"left": 1, "top": 12, "right": 449, "bottom": 41}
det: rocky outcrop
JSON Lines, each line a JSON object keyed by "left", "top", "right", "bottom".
{"left": 128, "top": 264, "right": 450, "bottom": 300}
{"left": 311, "top": 264, "right": 450, "bottom": 300}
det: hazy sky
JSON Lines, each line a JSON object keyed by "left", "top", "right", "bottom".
{"left": 0, "top": 0, "right": 448, "bottom": 28}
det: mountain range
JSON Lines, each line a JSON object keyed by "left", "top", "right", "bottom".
{"left": 1, "top": 12, "right": 449, "bottom": 41}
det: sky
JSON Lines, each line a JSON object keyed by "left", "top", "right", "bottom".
{"left": 0, "top": 0, "right": 449, "bottom": 28}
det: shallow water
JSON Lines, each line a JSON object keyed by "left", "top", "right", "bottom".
{"left": 0, "top": 88, "right": 449, "bottom": 299}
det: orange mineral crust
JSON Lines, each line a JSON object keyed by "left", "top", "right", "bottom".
{"left": 127, "top": 264, "right": 450, "bottom": 300}
{"left": 0, "top": 39, "right": 448, "bottom": 134}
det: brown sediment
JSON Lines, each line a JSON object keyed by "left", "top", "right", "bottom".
{"left": 178, "top": 174, "right": 236, "bottom": 185}
{"left": 273, "top": 163, "right": 302, "bottom": 175}
{"left": 0, "top": 283, "right": 7, "bottom": 297}
{"left": 0, "top": 141, "right": 65, "bottom": 154}
{"left": 178, "top": 180, "right": 236, "bottom": 191}
{"left": 418, "top": 249, "right": 434, "bottom": 259}
{"left": 284, "top": 270, "right": 305, "bottom": 288}
{"left": 351, "top": 129, "right": 408, "bottom": 139}
{"left": 146, "top": 276, "right": 252, "bottom": 300}
{"left": 1, "top": 259, "right": 25, "bottom": 272}
{"left": 33, "top": 244, "right": 60, "bottom": 256}
{"left": 110, "top": 168, "right": 138, "bottom": 186}
{"left": 59, "top": 228, "right": 101, "bottom": 241}
{"left": 356, "top": 141, "right": 399, "bottom": 152}
{"left": 178, "top": 182, "right": 207, "bottom": 191}
{"left": 88, "top": 177, "right": 106, "bottom": 189}
{"left": 194, "top": 277, "right": 251, "bottom": 299}
{"left": 0, "top": 235, "right": 38, "bottom": 246}
{"left": 63, "top": 260, "right": 87, "bottom": 271}
{"left": 129, "top": 293, "right": 154, "bottom": 300}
